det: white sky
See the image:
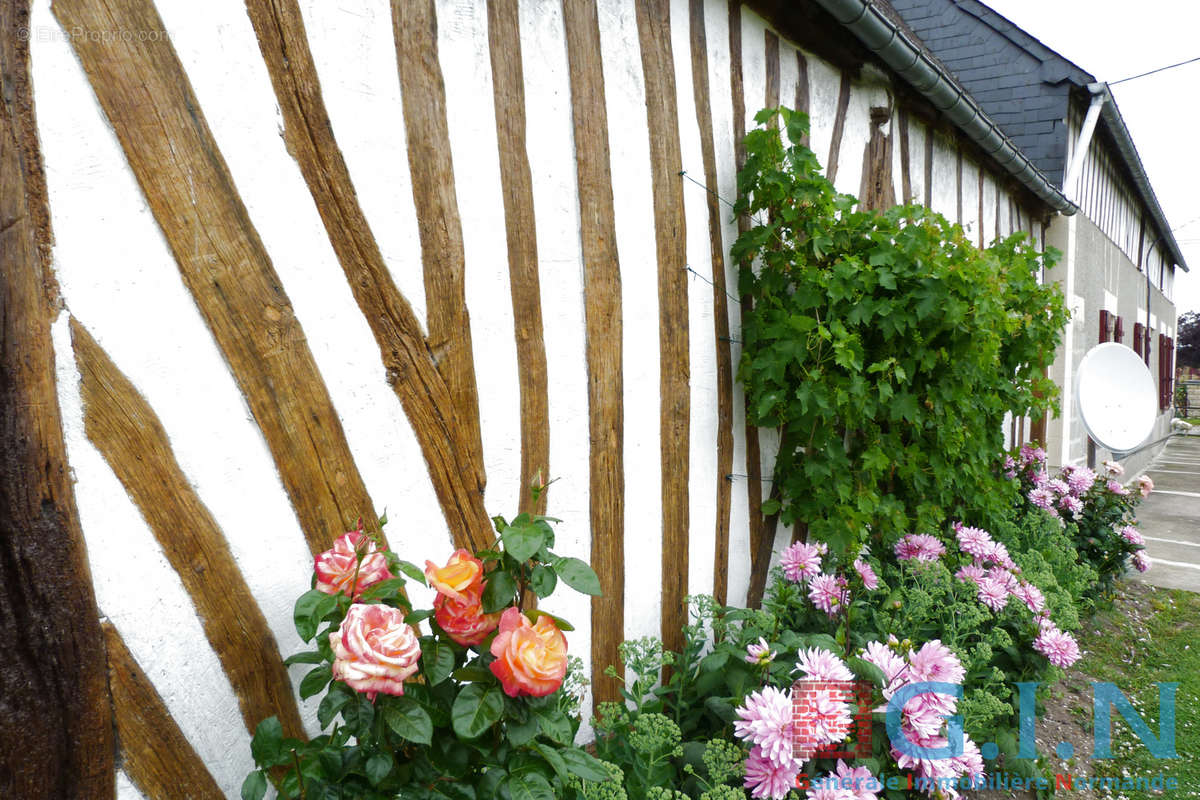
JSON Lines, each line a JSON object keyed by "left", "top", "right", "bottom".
{"left": 984, "top": 0, "right": 1200, "bottom": 314}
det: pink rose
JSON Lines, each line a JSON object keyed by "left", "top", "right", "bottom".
{"left": 434, "top": 583, "right": 501, "bottom": 646}
{"left": 314, "top": 529, "right": 395, "bottom": 599}
{"left": 329, "top": 603, "right": 420, "bottom": 700}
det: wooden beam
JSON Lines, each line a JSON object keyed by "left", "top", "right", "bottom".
{"left": 977, "top": 165, "right": 985, "bottom": 248}
{"left": 486, "top": 0, "right": 551, "bottom": 517}
{"left": 635, "top": 0, "right": 690, "bottom": 653}
{"left": 955, "top": 142, "right": 963, "bottom": 224}
{"left": 898, "top": 109, "right": 912, "bottom": 204}
{"left": 392, "top": 0, "right": 487, "bottom": 505}
{"left": 560, "top": 0, "right": 625, "bottom": 707}
{"left": 0, "top": 3, "right": 114, "bottom": 794}
{"left": 689, "top": 0, "right": 735, "bottom": 607}
{"left": 825, "top": 72, "right": 852, "bottom": 185}
{"left": 794, "top": 49, "right": 810, "bottom": 146}
{"left": 764, "top": 30, "right": 780, "bottom": 112}
{"left": 923, "top": 123, "right": 934, "bottom": 209}
{"left": 103, "top": 622, "right": 224, "bottom": 800}
{"left": 52, "top": 0, "right": 377, "bottom": 557}
{"left": 72, "top": 319, "right": 306, "bottom": 740}
{"left": 858, "top": 106, "right": 894, "bottom": 211}
{"left": 729, "top": 0, "right": 764, "bottom": 608}
{"left": 243, "top": 0, "right": 494, "bottom": 551}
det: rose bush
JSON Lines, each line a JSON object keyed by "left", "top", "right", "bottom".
{"left": 243, "top": 494, "right": 610, "bottom": 800}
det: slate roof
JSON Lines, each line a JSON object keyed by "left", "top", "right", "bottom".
{"left": 887, "top": 0, "right": 1097, "bottom": 187}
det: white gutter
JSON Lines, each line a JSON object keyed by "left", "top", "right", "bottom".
{"left": 1062, "top": 85, "right": 1105, "bottom": 203}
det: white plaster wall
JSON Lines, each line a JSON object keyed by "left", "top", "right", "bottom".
{"left": 518, "top": 0, "right": 593, "bottom": 721}
{"left": 931, "top": 132, "right": 959, "bottom": 223}
{"left": 962, "top": 157, "right": 980, "bottom": 244}
{"left": 672, "top": 0, "right": 720, "bottom": 603}
{"left": 909, "top": 120, "right": 928, "bottom": 207}
{"left": 433, "top": 0, "right": 523, "bottom": 522}
{"left": 596, "top": 0, "right": 663, "bottom": 649}
{"left": 704, "top": 0, "right": 753, "bottom": 608}
{"left": 31, "top": 0, "right": 1067, "bottom": 794}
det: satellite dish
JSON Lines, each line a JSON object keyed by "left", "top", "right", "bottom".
{"left": 1076, "top": 342, "right": 1157, "bottom": 455}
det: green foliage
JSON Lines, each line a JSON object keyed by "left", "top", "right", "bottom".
{"left": 734, "top": 107, "right": 1068, "bottom": 562}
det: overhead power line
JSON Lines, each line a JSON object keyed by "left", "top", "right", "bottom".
{"left": 1109, "top": 54, "right": 1200, "bottom": 86}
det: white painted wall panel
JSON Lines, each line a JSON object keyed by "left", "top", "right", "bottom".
{"left": 704, "top": 0, "right": 752, "bottom": 608}
{"left": 519, "top": 0, "right": 592, "bottom": 722}
{"left": 672, "top": 0, "right": 719, "bottom": 602}
{"left": 435, "top": 0, "right": 523, "bottom": 517}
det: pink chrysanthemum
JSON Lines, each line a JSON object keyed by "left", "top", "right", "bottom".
{"left": 808, "top": 574, "right": 848, "bottom": 617}
{"left": 861, "top": 640, "right": 907, "bottom": 685}
{"left": 1019, "top": 443, "right": 1046, "bottom": 466}
{"left": 975, "top": 577, "right": 1009, "bottom": 611}
{"left": 1067, "top": 467, "right": 1097, "bottom": 495}
{"left": 1135, "top": 474, "right": 1154, "bottom": 498}
{"left": 1132, "top": 550, "right": 1152, "bottom": 573}
{"left": 746, "top": 636, "right": 775, "bottom": 665}
{"left": 1107, "top": 480, "right": 1130, "bottom": 496}
{"left": 1003, "top": 456, "right": 1018, "bottom": 479}
{"left": 799, "top": 690, "right": 854, "bottom": 745}
{"left": 734, "top": 685, "right": 794, "bottom": 765}
{"left": 796, "top": 646, "right": 854, "bottom": 682}
{"left": 1059, "top": 495, "right": 1083, "bottom": 515}
{"left": 955, "top": 564, "right": 986, "bottom": 585}
{"left": 895, "top": 534, "right": 946, "bottom": 563}
{"left": 954, "top": 525, "right": 992, "bottom": 559}
{"left": 906, "top": 640, "right": 965, "bottom": 684}
{"left": 1103, "top": 460, "right": 1124, "bottom": 477}
{"left": 1028, "top": 487, "right": 1055, "bottom": 510}
{"left": 955, "top": 736, "right": 987, "bottom": 782}
{"left": 976, "top": 540, "right": 1015, "bottom": 570}
{"left": 781, "top": 541, "right": 823, "bottom": 583}
{"left": 987, "top": 567, "right": 1018, "bottom": 592}
{"left": 831, "top": 759, "right": 880, "bottom": 800}
{"left": 1033, "top": 624, "right": 1081, "bottom": 668}
{"left": 1119, "top": 525, "right": 1145, "bottom": 546}
{"left": 1012, "top": 581, "right": 1046, "bottom": 614}
{"left": 1046, "top": 478, "right": 1071, "bottom": 496}
{"left": 902, "top": 692, "right": 956, "bottom": 738}
{"left": 853, "top": 558, "right": 880, "bottom": 590}
{"left": 744, "top": 745, "right": 802, "bottom": 800}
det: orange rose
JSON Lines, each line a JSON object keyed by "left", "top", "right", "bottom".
{"left": 434, "top": 583, "right": 501, "bottom": 647}
{"left": 488, "top": 607, "right": 568, "bottom": 697}
{"left": 424, "top": 549, "right": 484, "bottom": 602}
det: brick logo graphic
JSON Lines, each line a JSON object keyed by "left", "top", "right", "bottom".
{"left": 792, "top": 679, "right": 874, "bottom": 761}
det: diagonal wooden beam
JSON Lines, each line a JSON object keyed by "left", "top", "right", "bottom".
{"left": 635, "top": 0, "right": 690, "bottom": 655}
{"left": 103, "top": 622, "right": 224, "bottom": 800}
{"left": 243, "top": 0, "right": 493, "bottom": 551}
{"left": 561, "top": 0, "right": 625, "bottom": 708}
{"left": 486, "top": 0, "right": 551, "bottom": 517}
{"left": 72, "top": 318, "right": 306, "bottom": 740}
{"left": 689, "top": 0, "right": 735, "bottom": 607}
{"left": 52, "top": 0, "right": 378, "bottom": 558}
{"left": 391, "top": 0, "right": 488, "bottom": 505}
{"left": 0, "top": 2, "right": 114, "bottom": 795}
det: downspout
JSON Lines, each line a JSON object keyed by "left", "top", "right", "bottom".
{"left": 1062, "top": 84, "right": 1106, "bottom": 203}
{"left": 810, "top": 0, "right": 1075, "bottom": 215}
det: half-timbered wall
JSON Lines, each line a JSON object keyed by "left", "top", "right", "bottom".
{"left": 16, "top": 0, "right": 1047, "bottom": 795}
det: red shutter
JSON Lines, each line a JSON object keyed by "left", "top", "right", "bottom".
{"left": 1099, "top": 309, "right": 1110, "bottom": 344}
{"left": 1113, "top": 315, "right": 1124, "bottom": 344}
{"left": 1158, "top": 334, "right": 1169, "bottom": 410}
{"left": 1133, "top": 321, "right": 1144, "bottom": 356}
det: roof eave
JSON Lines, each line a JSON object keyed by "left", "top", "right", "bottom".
{"left": 812, "top": 0, "right": 1076, "bottom": 216}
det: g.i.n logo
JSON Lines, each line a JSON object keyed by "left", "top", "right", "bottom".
{"left": 885, "top": 681, "right": 1179, "bottom": 760}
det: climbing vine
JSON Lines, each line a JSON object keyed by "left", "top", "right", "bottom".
{"left": 734, "top": 107, "right": 1069, "bottom": 562}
